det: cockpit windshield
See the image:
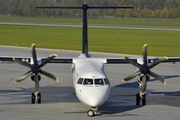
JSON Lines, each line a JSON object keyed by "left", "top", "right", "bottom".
{"left": 77, "top": 78, "right": 110, "bottom": 86}
{"left": 95, "top": 79, "right": 104, "bottom": 85}
{"left": 83, "top": 78, "right": 93, "bottom": 85}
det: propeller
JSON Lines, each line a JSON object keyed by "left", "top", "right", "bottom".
{"left": 122, "top": 44, "right": 168, "bottom": 97}
{"left": 13, "top": 43, "right": 58, "bottom": 95}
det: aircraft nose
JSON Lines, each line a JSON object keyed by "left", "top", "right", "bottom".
{"left": 88, "top": 95, "right": 102, "bottom": 107}
{"left": 86, "top": 86, "right": 110, "bottom": 107}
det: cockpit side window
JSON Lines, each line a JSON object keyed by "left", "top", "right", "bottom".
{"left": 83, "top": 78, "right": 93, "bottom": 85}
{"left": 95, "top": 79, "right": 104, "bottom": 85}
{"left": 104, "top": 78, "right": 110, "bottom": 84}
{"left": 77, "top": 78, "right": 84, "bottom": 84}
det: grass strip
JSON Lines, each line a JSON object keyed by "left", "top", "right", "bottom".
{"left": 1, "top": 24, "right": 180, "bottom": 56}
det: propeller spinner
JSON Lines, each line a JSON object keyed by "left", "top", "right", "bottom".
{"left": 122, "top": 44, "right": 168, "bottom": 97}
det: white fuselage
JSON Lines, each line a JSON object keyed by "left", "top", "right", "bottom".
{"left": 71, "top": 54, "right": 111, "bottom": 107}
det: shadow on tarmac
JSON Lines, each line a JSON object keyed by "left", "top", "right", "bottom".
{"left": 1, "top": 74, "right": 180, "bottom": 116}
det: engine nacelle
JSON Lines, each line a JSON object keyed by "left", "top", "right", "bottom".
{"left": 30, "top": 74, "right": 41, "bottom": 82}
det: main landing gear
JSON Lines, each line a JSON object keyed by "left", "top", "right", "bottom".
{"left": 87, "top": 107, "right": 99, "bottom": 117}
{"left": 31, "top": 92, "right": 41, "bottom": 104}
{"left": 136, "top": 93, "right": 146, "bottom": 106}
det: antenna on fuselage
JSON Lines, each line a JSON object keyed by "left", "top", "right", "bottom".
{"left": 37, "top": 3, "right": 133, "bottom": 57}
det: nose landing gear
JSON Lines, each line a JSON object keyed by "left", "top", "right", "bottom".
{"left": 87, "top": 107, "right": 99, "bottom": 117}
{"left": 87, "top": 110, "right": 95, "bottom": 117}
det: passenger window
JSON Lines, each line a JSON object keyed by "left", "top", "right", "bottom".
{"left": 83, "top": 78, "right": 93, "bottom": 85}
{"left": 104, "top": 78, "right": 110, "bottom": 84}
{"left": 95, "top": 79, "right": 104, "bottom": 85}
{"left": 77, "top": 78, "right": 83, "bottom": 84}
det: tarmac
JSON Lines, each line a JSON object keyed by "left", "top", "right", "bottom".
{"left": 0, "top": 46, "right": 180, "bottom": 120}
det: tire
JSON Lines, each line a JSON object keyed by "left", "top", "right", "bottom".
{"left": 142, "top": 94, "right": 146, "bottom": 106}
{"left": 31, "top": 93, "right": 35, "bottom": 104}
{"left": 87, "top": 110, "right": 95, "bottom": 117}
{"left": 37, "top": 93, "right": 41, "bottom": 104}
{"left": 136, "top": 93, "right": 140, "bottom": 106}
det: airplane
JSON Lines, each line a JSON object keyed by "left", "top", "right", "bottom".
{"left": 1, "top": 3, "right": 180, "bottom": 117}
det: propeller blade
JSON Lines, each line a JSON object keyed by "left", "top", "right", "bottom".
{"left": 149, "top": 71, "right": 166, "bottom": 85}
{"left": 141, "top": 75, "right": 147, "bottom": 95}
{"left": 14, "top": 70, "right": 32, "bottom": 83}
{"left": 34, "top": 74, "right": 39, "bottom": 94}
{"left": 31, "top": 43, "right": 38, "bottom": 67}
{"left": 149, "top": 56, "right": 168, "bottom": 68}
{"left": 13, "top": 57, "right": 32, "bottom": 68}
{"left": 39, "top": 54, "right": 58, "bottom": 68}
{"left": 122, "top": 70, "right": 141, "bottom": 82}
{"left": 124, "top": 56, "right": 141, "bottom": 69}
{"left": 142, "top": 44, "right": 147, "bottom": 65}
{"left": 40, "top": 70, "right": 59, "bottom": 82}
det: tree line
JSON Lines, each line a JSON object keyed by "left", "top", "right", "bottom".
{"left": 0, "top": 0, "right": 180, "bottom": 19}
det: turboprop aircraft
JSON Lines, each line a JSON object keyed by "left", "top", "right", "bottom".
{"left": 1, "top": 3, "right": 180, "bottom": 117}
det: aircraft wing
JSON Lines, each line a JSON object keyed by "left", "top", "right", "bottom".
{"left": 105, "top": 58, "right": 137, "bottom": 64}
{"left": 46, "top": 57, "right": 180, "bottom": 64}
{"left": 1, "top": 56, "right": 180, "bottom": 64}
{"left": 162, "top": 57, "right": 180, "bottom": 63}
{"left": 0, "top": 56, "right": 73, "bottom": 64}
{"left": 105, "top": 57, "right": 180, "bottom": 64}
{"left": 42, "top": 57, "right": 73, "bottom": 63}
{"left": 148, "top": 57, "right": 180, "bottom": 63}
{"left": 0, "top": 56, "right": 31, "bottom": 63}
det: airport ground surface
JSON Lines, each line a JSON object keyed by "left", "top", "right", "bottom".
{"left": 0, "top": 46, "right": 180, "bottom": 120}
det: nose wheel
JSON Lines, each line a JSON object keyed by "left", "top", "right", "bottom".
{"left": 87, "top": 110, "right": 95, "bottom": 117}
{"left": 87, "top": 107, "right": 99, "bottom": 117}
{"left": 31, "top": 93, "right": 41, "bottom": 104}
{"left": 136, "top": 93, "right": 146, "bottom": 106}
